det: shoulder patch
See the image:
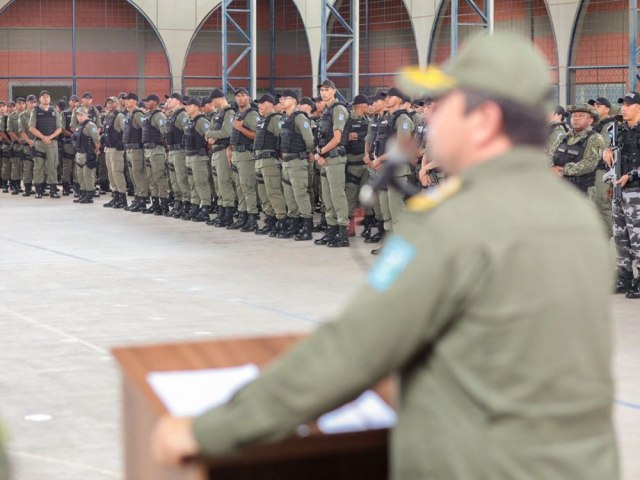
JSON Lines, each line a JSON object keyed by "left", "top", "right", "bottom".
{"left": 367, "top": 236, "right": 416, "bottom": 292}
{"left": 406, "top": 177, "right": 461, "bottom": 212}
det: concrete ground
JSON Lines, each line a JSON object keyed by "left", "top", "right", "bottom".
{"left": 0, "top": 192, "right": 638, "bottom": 480}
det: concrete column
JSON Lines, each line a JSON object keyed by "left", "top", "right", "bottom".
{"left": 404, "top": 0, "right": 439, "bottom": 67}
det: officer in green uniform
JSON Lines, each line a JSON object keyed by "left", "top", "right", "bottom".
{"left": 278, "top": 89, "right": 316, "bottom": 241}
{"left": 122, "top": 93, "right": 149, "bottom": 212}
{"left": 228, "top": 88, "right": 260, "bottom": 231}
{"left": 19, "top": 95, "right": 37, "bottom": 196}
{"left": 29, "top": 90, "right": 63, "bottom": 199}
{"left": 344, "top": 94, "right": 371, "bottom": 233}
{"left": 297, "top": 97, "right": 319, "bottom": 220}
{"left": 141, "top": 94, "right": 170, "bottom": 215}
{"left": 206, "top": 89, "right": 237, "bottom": 227}
{"left": 363, "top": 92, "right": 387, "bottom": 242}
{"left": 6, "top": 99, "right": 24, "bottom": 194}
{"left": 201, "top": 96, "right": 218, "bottom": 218}
{"left": 164, "top": 93, "right": 190, "bottom": 218}
{"left": 152, "top": 33, "right": 618, "bottom": 480}
{"left": 71, "top": 92, "right": 103, "bottom": 197}
{"left": 547, "top": 105, "right": 568, "bottom": 149}
{"left": 253, "top": 94, "right": 286, "bottom": 236}
{"left": 102, "top": 96, "right": 127, "bottom": 209}
{"left": 60, "top": 95, "right": 78, "bottom": 196}
{"left": 183, "top": 97, "right": 213, "bottom": 222}
{"left": 549, "top": 104, "right": 605, "bottom": 200}
{"left": 313, "top": 79, "right": 351, "bottom": 248}
{"left": 0, "top": 101, "right": 10, "bottom": 192}
{"left": 71, "top": 107, "right": 101, "bottom": 204}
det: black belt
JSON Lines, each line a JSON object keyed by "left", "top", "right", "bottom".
{"left": 167, "top": 144, "right": 183, "bottom": 151}
{"left": 255, "top": 151, "right": 279, "bottom": 160}
{"left": 347, "top": 159, "right": 365, "bottom": 166}
{"left": 325, "top": 147, "right": 346, "bottom": 158}
{"left": 124, "top": 143, "right": 142, "bottom": 150}
{"left": 232, "top": 145, "right": 253, "bottom": 153}
{"left": 186, "top": 149, "right": 207, "bottom": 157}
{"left": 282, "top": 152, "right": 308, "bottom": 162}
{"left": 211, "top": 144, "right": 228, "bottom": 153}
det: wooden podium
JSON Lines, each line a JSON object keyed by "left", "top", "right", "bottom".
{"left": 112, "top": 334, "right": 392, "bottom": 480}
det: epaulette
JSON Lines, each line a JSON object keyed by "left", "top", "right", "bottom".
{"left": 406, "top": 176, "right": 461, "bottom": 212}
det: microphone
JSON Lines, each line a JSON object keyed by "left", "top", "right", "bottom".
{"left": 359, "top": 140, "right": 418, "bottom": 207}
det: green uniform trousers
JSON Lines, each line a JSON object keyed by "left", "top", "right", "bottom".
{"left": 98, "top": 151, "right": 108, "bottom": 184}
{"left": 594, "top": 168, "right": 613, "bottom": 237}
{"left": 61, "top": 142, "right": 76, "bottom": 183}
{"left": 187, "top": 155, "right": 211, "bottom": 207}
{"left": 0, "top": 146, "right": 10, "bottom": 181}
{"left": 320, "top": 156, "right": 349, "bottom": 226}
{"left": 366, "top": 166, "right": 383, "bottom": 221}
{"left": 105, "top": 148, "right": 126, "bottom": 193}
{"left": 213, "top": 148, "right": 235, "bottom": 207}
{"left": 168, "top": 150, "right": 189, "bottom": 202}
{"left": 144, "top": 147, "right": 169, "bottom": 199}
{"left": 232, "top": 150, "right": 258, "bottom": 215}
{"left": 33, "top": 140, "right": 59, "bottom": 185}
{"left": 75, "top": 153, "right": 96, "bottom": 191}
{"left": 126, "top": 148, "right": 148, "bottom": 197}
{"left": 282, "top": 158, "right": 312, "bottom": 218}
{"left": 380, "top": 175, "right": 409, "bottom": 232}
{"left": 256, "top": 158, "right": 286, "bottom": 219}
{"left": 10, "top": 144, "right": 22, "bottom": 181}
{"left": 22, "top": 145, "right": 34, "bottom": 184}
{"left": 345, "top": 153, "right": 368, "bottom": 215}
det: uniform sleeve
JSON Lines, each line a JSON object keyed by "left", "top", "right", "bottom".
{"left": 28, "top": 110, "right": 37, "bottom": 129}
{"left": 295, "top": 114, "right": 315, "bottom": 152}
{"left": 18, "top": 114, "right": 27, "bottom": 134}
{"left": 192, "top": 206, "right": 487, "bottom": 455}
{"left": 8, "top": 114, "right": 19, "bottom": 134}
{"left": 331, "top": 105, "right": 349, "bottom": 132}
{"left": 267, "top": 114, "right": 281, "bottom": 136}
{"left": 244, "top": 110, "right": 259, "bottom": 131}
{"left": 395, "top": 114, "right": 415, "bottom": 137}
{"left": 70, "top": 109, "right": 78, "bottom": 129}
{"left": 133, "top": 112, "right": 143, "bottom": 129}
{"left": 94, "top": 110, "right": 103, "bottom": 129}
{"left": 114, "top": 113, "right": 125, "bottom": 132}
{"left": 206, "top": 110, "right": 234, "bottom": 139}
{"left": 175, "top": 111, "right": 187, "bottom": 132}
{"left": 196, "top": 117, "right": 212, "bottom": 136}
{"left": 56, "top": 112, "right": 63, "bottom": 130}
{"left": 153, "top": 112, "right": 168, "bottom": 135}
{"left": 546, "top": 131, "right": 565, "bottom": 166}
{"left": 86, "top": 123, "right": 101, "bottom": 144}
{"left": 564, "top": 133, "right": 605, "bottom": 177}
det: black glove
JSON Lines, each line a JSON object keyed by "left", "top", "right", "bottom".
{"left": 86, "top": 153, "right": 98, "bottom": 169}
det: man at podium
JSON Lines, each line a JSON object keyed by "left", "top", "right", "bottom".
{"left": 152, "top": 33, "right": 618, "bottom": 480}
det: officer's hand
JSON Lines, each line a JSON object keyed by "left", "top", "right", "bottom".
{"left": 372, "top": 158, "right": 383, "bottom": 170}
{"left": 42, "top": 137, "right": 52, "bottom": 145}
{"left": 316, "top": 156, "right": 327, "bottom": 167}
{"left": 616, "top": 174, "right": 629, "bottom": 187}
{"left": 151, "top": 416, "right": 199, "bottom": 467}
{"left": 551, "top": 166, "right": 564, "bottom": 176}
{"left": 603, "top": 148, "right": 614, "bottom": 167}
{"left": 233, "top": 119, "right": 244, "bottom": 130}
{"left": 348, "top": 132, "right": 358, "bottom": 141}
{"left": 419, "top": 165, "right": 431, "bottom": 187}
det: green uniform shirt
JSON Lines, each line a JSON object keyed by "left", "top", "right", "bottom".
{"left": 70, "top": 106, "right": 102, "bottom": 129}
{"left": 149, "top": 109, "right": 167, "bottom": 135}
{"left": 173, "top": 110, "right": 188, "bottom": 133}
{"left": 206, "top": 108, "right": 235, "bottom": 140}
{"left": 254, "top": 111, "right": 281, "bottom": 155}
{"left": 195, "top": 116, "right": 211, "bottom": 137}
{"left": 192, "top": 147, "right": 617, "bottom": 480}
{"left": 547, "top": 123, "right": 568, "bottom": 151}
{"left": 77, "top": 120, "right": 101, "bottom": 150}
{"left": 113, "top": 111, "right": 125, "bottom": 133}
{"left": 549, "top": 128, "right": 605, "bottom": 177}
{"left": 325, "top": 100, "right": 349, "bottom": 133}
{"left": 6, "top": 111, "right": 21, "bottom": 141}
{"left": 28, "top": 107, "right": 63, "bottom": 131}
{"left": 18, "top": 110, "right": 35, "bottom": 140}
{"left": 294, "top": 112, "right": 315, "bottom": 152}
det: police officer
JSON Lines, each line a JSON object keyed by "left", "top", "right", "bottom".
{"left": 344, "top": 94, "right": 371, "bottom": 235}
{"left": 201, "top": 96, "right": 219, "bottom": 220}
{"left": 253, "top": 94, "right": 286, "bottom": 236}
{"left": 206, "top": 89, "right": 237, "bottom": 227}
{"left": 279, "top": 89, "right": 316, "bottom": 241}
{"left": 19, "top": 95, "right": 37, "bottom": 196}
{"left": 102, "top": 96, "right": 127, "bottom": 209}
{"left": 141, "top": 94, "right": 170, "bottom": 215}
{"left": 121, "top": 93, "right": 149, "bottom": 212}
{"left": 363, "top": 91, "right": 387, "bottom": 242}
{"left": 29, "top": 90, "right": 63, "bottom": 199}
{"left": 0, "top": 101, "right": 10, "bottom": 193}
{"left": 6, "top": 100, "right": 23, "bottom": 194}
{"left": 612, "top": 92, "right": 640, "bottom": 299}
{"left": 549, "top": 104, "right": 604, "bottom": 198}
{"left": 313, "top": 79, "right": 351, "bottom": 248}
{"left": 590, "top": 97, "right": 617, "bottom": 234}
{"left": 152, "top": 33, "right": 618, "bottom": 480}
{"left": 370, "top": 87, "right": 414, "bottom": 253}
{"left": 71, "top": 107, "right": 101, "bottom": 204}
{"left": 183, "top": 97, "right": 212, "bottom": 222}
{"left": 228, "top": 88, "right": 260, "bottom": 231}
{"left": 297, "top": 97, "right": 320, "bottom": 221}
{"left": 60, "top": 95, "right": 78, "bottom": 196}
{"left": 164, "top": 93, "right": 190, "bottom": 218}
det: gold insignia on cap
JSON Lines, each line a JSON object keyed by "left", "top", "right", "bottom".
{"left": 401, "top": 66, "right": 457, "bottom": 90}
{"left": 407, "top": 177, "right": 462, "bottom": 212}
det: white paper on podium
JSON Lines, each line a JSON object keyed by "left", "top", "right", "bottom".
{"left": 317, "top": 390, "right": 396, "bottom": 434}
{"left": 147, "top": 364, "right": 260, "bottom": 417}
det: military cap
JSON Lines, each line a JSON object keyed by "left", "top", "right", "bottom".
{"left": 165, "top": 92, "right": 183, "bottom": 102}
{"left": 399, "top": 32, "right": 552, "bottom": 111}
{"left": 318, "top": 79, "right": 336, "bottom": 90}
{"left": 118, "top": 92, "right": 127, "bottom": 99}
{"left": 57, "top": 100, "right": 67, "bottom": 109}
{"left": 123, "top": 92, "right": 138, "bottom": 101}
{"left": 7, "top": 101, "right": 15, "bottom": 107}
{"left": 69, "top": 95, "right": 79, "bottom": 101}
{"left": 234, "top": 87, "right": 249, "bottom": 96}
{"left": 75, "top": 107, "right": 89, "bottom": 115}
{"left": 370, "top": 91, "right": 387, "bottom": 103}
{"left": 386, "top": 87, "right": 405, "bottom": 100}
{"left": 137, "top": 101, "right": 146, "bottom": 108}
{"left": 552, "top": 105, "right": 567, "bottom": 117}
{"left": 106, "top": 96, "right": 118, "bottom": 104}
{"left": 185, "top": 97, "right": 201, "bottom": 107}
{"left": 26, "top": 95, "right": 37, "bottom": 102}
{"left": 0, "top": 101, "right": 4, "bottom": 105}
{"left": 352, "top": 94, "right": 370, "bottom": 106}
{"left": 15, "top": 97, "right": 25, "bottom": 103}
{"left": 82, "top": 92, "right": 92, "bottom": 99}
{"left": 201, "top": 96, "right": 214, "bottom": 105}
{"left": 142, "top": 94, "right": 160, "bottom": 102}
{"left": 588, "top": 97, "right": 611, "bottom": 109}
{"left": 567, "top": 103, "right": 600, "bottom": 124}
{"left": 618, "top": 92, "right": 640, "bottom": 105}
{"left": 412, "top": 99, "right": 425, "bottom": 107}
{"left": 210, "top": 88, "right": 225, "bottom": 99}
{"left": 255, "top": 94, "right": 276, "bottom": 105}
{"left": 280, "top": 89, "right": 299, "bottom": 102}
{"left": 312, "top": 96, "right": 323, "bottom": 103}
{"left": 39, "top": 90, "right": 50, "bottom": 97}
{"left": 299, "top": 97, "right": 315, "bottom": 108}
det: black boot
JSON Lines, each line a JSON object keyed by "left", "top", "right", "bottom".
{"left": 278, "top": 217, "right": 300, "bottom": 239}
{"left": 192, "top": 206, "right": 210, "bottom": 222}
{"left": 365, "top": 221, "right": 385, "bottom": 243}
{"left": 73, "top": 182, "right": 81, "bottom": 197}
{"left": 360, "top": 215, "right": 375, "bottom": 239}
{"left": 165, "top": 200, "right": 180, "bottom": 217}
{"left": 182, "top": 203, "right": 200, "bottom": 220}
{"left": 1, "top": 180, "right": 8, "bottom": 193}
{"left": 124, "top": 196, "right": 138, "bottom": 211}
{"left": 312, "top": 212, "right": 327, "bottom": 232}
{"left": 208, "top": 206, "right": 224, "bottom": 226}
{"left": 49, "top": 184, "right": 60, "bottom": 198}
{"left": 157, "top": 198, "right": 170, "bottom": 216}
{"left": 172, "top": 201, "right": 186, "bottom": 219}
{"left": 270, "top": 218, "right": 287, "bottom": 238}
{"left": 11, "top": 180, "right": 20, "bottom": 195}
{"left": 62, "top": 181, "right": 72, "bottom": 196}
{"left": 73, "top": 190, "right": 85, "bottom": 203}
{"left": 34, "top": 183, "right": 43, "bottom": 199}
{"left": 615, "top": 268, "right": 634, "bottom": 294}
{"left": 142, "top": 197, "right": 159, "bottom": 214}
{"left": 294, "top": 218, "right": 313, "bottom": 241}
{"left": 209, "top": 200, "right": 218, "bottom": 215}
{"left": 112, "top": 192, "right": 127, "bottom": 209}
{"left": 314, "top": 225, "right": 337, "bottom": 245}
{"left": 255, "top": 215, "right": 276, "bottom": 235}
{"left": 99, "top": 180, "right": 110, "bottom": 194}
{"left": 22, "top": 183, "right": 32, "bottom": 197}
{"left": 215, "top": 207, "right": 235, "bottom": 227}
{"left": 227, "top": 211, "right": 248, "bottom": 230}
{"left": 130, "top": 197, "right": 147, "bottom": 213}
{"left": 626, "top": 278, "right": 640, "bottom": 299}
{"left": 103, "top": 193, "right": 118, "bottom": 208}
{"left": 167, "top": 191, "right": 175, "bottom": 207}
{"left": 328, "top": 225, "right": 350, "bottom": 248}
{"left": 241, "top": 213, "right": 258, "bottom": 232}
{"left": 79, "top": 190, "right": 94, "bottom": 204}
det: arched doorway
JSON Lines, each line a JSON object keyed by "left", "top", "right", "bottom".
{"left": 0, "top": 0, "right": 171, "bottom": 104}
